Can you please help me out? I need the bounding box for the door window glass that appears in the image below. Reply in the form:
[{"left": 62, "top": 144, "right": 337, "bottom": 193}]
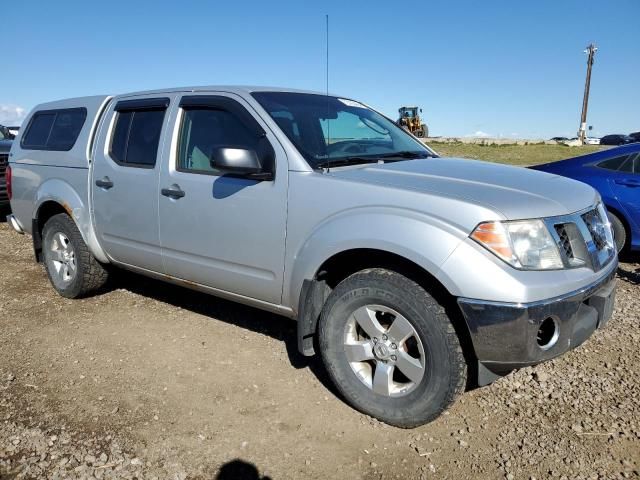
[
  {"left": 110, "top": 109, "right": 165, "bottom": 167},
  {"left": 177, "top": 108, "right": 261, "bottom": 174}
]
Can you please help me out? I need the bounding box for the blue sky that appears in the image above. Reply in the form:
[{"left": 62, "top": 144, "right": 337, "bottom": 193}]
[{"left": 1, "top": 0, "right": 638, "bottom": 138}]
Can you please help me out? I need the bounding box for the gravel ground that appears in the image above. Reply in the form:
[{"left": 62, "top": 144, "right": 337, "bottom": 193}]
[{"left": 0, "top": 222, "right": 639, "bottom": 479}]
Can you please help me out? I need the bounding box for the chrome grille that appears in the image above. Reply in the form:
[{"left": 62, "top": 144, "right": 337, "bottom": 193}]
[
  {"left": 546, "top": 204, "right": 615, "bottom": 272},
  {"left": 554, "top": 224, "right": 574, "bottom": 260}
]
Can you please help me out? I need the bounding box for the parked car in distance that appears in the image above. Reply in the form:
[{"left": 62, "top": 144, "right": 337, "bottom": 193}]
[
  {"left": 0, "top": 126, "right": 13, "bottom": 207},
  {"left": 600, "top": 134, "right": 633, "bottom": 146},
  {"left": 629, "top": 131, "right": 640, "bottom": 143},
  {"left": 531, "top": 143, "right": 640, "bottom": 253},
  {"left": 7, "top": 86, "right": 618, "bottom": 427},
  {"left": 585, "top": 137, "right": 600, "bottom": 145}
]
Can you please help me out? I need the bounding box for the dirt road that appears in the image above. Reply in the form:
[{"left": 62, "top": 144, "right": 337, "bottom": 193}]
[{"left": 0, "top": 222, "right": 638, "bottom": 479}]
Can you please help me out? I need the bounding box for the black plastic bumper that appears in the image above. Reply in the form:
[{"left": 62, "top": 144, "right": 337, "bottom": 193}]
[{"left": 458, "top": 261, "right": 617, "bottom": 383}]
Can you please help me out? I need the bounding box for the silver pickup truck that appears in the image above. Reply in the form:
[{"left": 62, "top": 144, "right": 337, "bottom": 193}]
[{"left": 7, "top": 87, "right": 617, "bottom": 427}]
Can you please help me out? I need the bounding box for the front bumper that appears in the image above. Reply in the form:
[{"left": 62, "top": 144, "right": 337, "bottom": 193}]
[{"left": 458, "top": 259, "right": 617, "bottom": 382}]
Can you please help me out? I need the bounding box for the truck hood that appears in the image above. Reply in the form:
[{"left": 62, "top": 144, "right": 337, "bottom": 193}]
[{"left": 327, "top": 157, "right": 599, "bottom": 220}]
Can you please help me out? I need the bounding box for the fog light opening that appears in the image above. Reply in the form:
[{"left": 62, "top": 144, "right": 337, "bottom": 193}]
[{"left": 537, "top": 317, "right": 559, "bottom": 350}]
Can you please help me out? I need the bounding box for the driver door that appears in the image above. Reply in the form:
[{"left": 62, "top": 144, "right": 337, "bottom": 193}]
[{"left": 158, "top": 93, "right": 289, "bottom": 304}]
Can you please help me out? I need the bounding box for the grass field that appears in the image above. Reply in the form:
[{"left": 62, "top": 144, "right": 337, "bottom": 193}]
[{"left": 429, "top": 142, "right": 605, "bottom": 166}]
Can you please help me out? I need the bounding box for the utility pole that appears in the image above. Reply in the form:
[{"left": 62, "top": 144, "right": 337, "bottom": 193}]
[{"left": 578, "top": 43, "right": 597, "bottom": 144}]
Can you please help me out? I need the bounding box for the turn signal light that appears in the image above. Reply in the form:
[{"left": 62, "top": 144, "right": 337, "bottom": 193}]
[{"left": 470, "top": 222, "right": 514, "bottom": 263}]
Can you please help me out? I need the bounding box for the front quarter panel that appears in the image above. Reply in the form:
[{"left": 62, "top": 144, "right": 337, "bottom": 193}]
[{"left": 283, "top": 171, "right": 501, "bottom": 310}]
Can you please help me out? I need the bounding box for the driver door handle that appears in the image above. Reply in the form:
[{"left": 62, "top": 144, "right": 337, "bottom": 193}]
[
  {"left": 95, "top": 177, "right": 114, "bottom": 189},
  {"left": 615, "top": 179, "right": 640, "bottom": 187},
  {"left": 161, "top": 184, "right": 186, "bottom": 199}
]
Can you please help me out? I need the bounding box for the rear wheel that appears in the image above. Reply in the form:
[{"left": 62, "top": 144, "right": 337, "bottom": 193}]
[
  {"left": 42, "top": 214, "right": 109, "bottom": 298},
  {"left": 607, "top": 211, "right": 627, "bottom": 253},
  {"left": 318, "top": 268, "right": 467, "bottom": 428}
]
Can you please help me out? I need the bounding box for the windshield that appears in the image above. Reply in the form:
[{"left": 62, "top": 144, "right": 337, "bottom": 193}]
[{"left": 252, "top": 92, "right": 436, "bottom": 169}]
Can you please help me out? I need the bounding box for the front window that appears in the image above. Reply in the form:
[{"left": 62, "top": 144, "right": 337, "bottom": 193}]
[
  {"left": 252, "top": 92, "right": 435, "bottom": 169},
  {"left": 177, "top": 107, "right": 262, "bottom": 174}
]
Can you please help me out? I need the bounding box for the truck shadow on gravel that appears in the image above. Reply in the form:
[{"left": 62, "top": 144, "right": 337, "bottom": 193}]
[
  {"left": 215, "top": 459, "right": 271, "bottom": 480},
  {"left": 617, "top": 266, "right": 639, "bottom": 285},
  {"left": 110, "top": 269, "right": 340, "bottom": 396}
]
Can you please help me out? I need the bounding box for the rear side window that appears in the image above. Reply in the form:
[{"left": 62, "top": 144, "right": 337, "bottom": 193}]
[
  {"left": 21, "top": 108, "right": 87, "bottom": 151},
  {"left": 110, "top": 98, "right": 169, "bottom": 168},
  {"left": 597, "top": 155, "right": 630, "bottom": 171},
  {"left": 618, "top": 156, "right": 635, "bottom": 173}
]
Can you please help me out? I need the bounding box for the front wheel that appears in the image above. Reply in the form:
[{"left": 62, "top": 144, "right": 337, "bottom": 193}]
[{"left": 318, "top": 268, "right": 467, "bottom": 428}]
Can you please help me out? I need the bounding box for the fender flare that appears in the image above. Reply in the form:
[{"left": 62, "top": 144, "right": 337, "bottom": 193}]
[
  {"left": 288, "top": 209, "right": 466, "bottom": 354},
  {"left": 33, "top": 178, "right": 109, "bottom": 263}
]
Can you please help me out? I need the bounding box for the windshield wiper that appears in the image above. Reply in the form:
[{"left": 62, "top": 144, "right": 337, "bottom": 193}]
[
  {"left": 315, "top": 157, "right": 382, "bottom": 169},
  {"left": 315, "top": 151, "right": 434, "bottom": 169},
  {"left": 376, "top": 151, "right": 434, "bottom": 160}
]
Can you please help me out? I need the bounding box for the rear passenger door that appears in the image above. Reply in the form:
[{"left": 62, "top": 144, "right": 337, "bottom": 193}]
[
  {"left": 92, "top": 96, "right": 174, "bottom": 272},
  {"left": 607, "top": 154, "right": 640, "bottom": 229},
  {"left": 157, "top": 93, "right": 288, "bottom": 304}
]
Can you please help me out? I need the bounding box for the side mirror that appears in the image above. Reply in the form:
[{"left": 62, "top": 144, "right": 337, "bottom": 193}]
[{"left": 210, "top": 147, "right": 263, "bottom": 175}]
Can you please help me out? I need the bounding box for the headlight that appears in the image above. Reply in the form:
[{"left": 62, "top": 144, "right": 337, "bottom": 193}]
[
  {"left": 471, "top": 219, "right": 563, "bottom": 270},
  {"left": 596, "top": 203, "right": 616, "bottom": 251}
]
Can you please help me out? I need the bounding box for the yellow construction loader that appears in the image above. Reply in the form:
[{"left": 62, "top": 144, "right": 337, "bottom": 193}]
[{"left": 397, "top": 106, "right": 428, "bottom": 138}]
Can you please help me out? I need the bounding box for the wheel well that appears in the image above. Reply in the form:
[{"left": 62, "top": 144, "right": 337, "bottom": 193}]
[
  {"left": 33, "top": 201, "right": 69, "bottom": 262},
  {"left": 299, "top": 249, "right": 477, "bottom": 383},
  {"left": 604, "top": 204, "right": 630, "bottom": 244}
]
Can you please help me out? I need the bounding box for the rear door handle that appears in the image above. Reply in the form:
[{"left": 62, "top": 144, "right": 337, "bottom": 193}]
[
  {"left": 161, "top": 184, "right": 186, "bottom": 199},
  {"left": 95, "top": 177, "right": 114, "bottom": 189},
  {"left": 614, "top": 179, "right": 640, "bottom": 187}
]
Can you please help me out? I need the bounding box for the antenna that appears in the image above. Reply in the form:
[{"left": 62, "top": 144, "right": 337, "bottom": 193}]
[
  {"left": 325, "top": 13, "right": 330, "bottom": 163},
  {"left": 326, "top": 14, "right": 329, "bottom": 97}
]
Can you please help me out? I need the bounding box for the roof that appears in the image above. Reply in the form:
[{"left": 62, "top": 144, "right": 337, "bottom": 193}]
[
  {"left": 117, "top": 85, "right": 330, "bottom": 99},
  {"left": 29, "top": 86, "right": 342, "bottom": 110}
]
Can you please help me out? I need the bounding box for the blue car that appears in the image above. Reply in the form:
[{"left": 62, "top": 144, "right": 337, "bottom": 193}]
[{"left": 531, "top": 143, "right": 640, "bottom": 253}]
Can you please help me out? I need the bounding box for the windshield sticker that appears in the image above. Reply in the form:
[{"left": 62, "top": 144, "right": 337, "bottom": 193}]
[{"left": 337, "top": 98, "right": 367, "bottom": 109}]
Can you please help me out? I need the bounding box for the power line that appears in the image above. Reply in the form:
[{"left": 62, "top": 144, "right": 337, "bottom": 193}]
[{"left": 577, "top": 43, "right": 597, "bottom": 144}]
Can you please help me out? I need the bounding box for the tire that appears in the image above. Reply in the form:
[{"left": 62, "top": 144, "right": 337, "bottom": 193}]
[
  {"left": 42, "top": 213, "right": 108, "bottom": 298},
  {"left": 421, "top": 124, "right": 429, "bottom": 138},
  {"left": 318, "top": 268, "right": 467, "bottom": 428},
  {"left": 607, "top": 211, "right": 627, "bottom": 253}
]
